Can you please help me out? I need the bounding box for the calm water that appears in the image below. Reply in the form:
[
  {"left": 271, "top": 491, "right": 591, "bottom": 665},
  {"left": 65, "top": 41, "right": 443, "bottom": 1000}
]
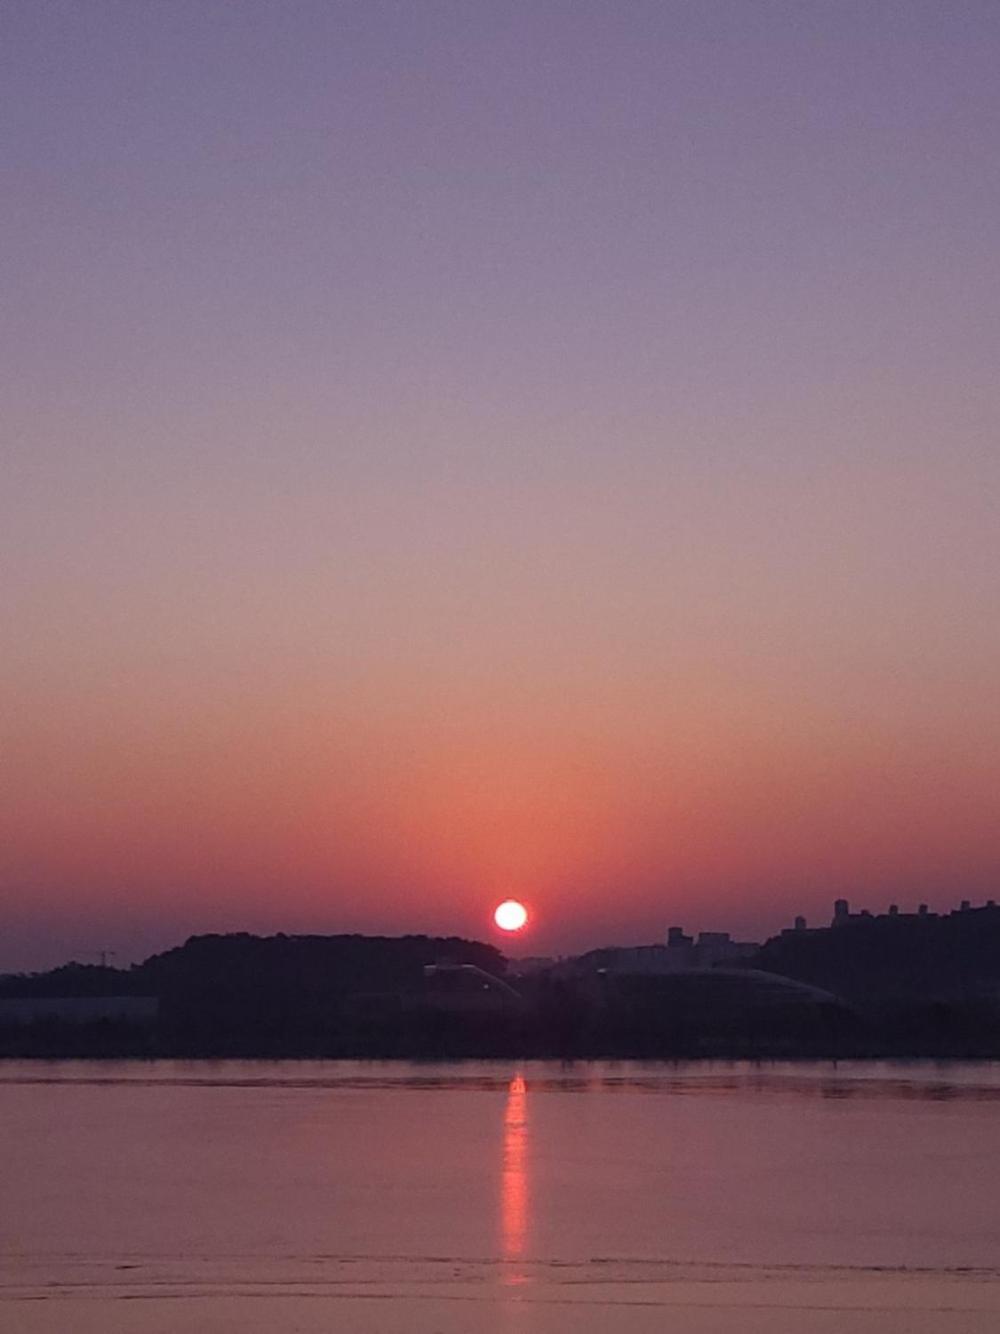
[{"left": 2, "top": 1060, "right": 1000, "bottom": 1332}]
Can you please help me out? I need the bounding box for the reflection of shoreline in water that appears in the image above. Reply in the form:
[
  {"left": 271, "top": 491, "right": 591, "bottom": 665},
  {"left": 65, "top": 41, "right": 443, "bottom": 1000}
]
[
  {"left": 502, "top": 1074, "right": 528, "bottom": 1267},
  {"left": 4, "top": 1063, "right": 1000, "bottom": 1102}
]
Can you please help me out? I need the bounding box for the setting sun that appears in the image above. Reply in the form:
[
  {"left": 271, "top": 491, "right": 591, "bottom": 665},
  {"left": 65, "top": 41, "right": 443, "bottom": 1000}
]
[{"left": 494, "top": 900, "right": 528, "bottom": 932}]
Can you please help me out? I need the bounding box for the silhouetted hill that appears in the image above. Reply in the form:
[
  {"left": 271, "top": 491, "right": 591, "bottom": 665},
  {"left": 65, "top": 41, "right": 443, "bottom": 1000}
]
[
  {"left": 136, "top": 930, "right": 504, "bottom": 995},
  {"left": 126, "top": 932, "right": 506, "bottom": 1053},
  {"left": 756, "top": 905, "right": 1000, "bottom": 1005}
]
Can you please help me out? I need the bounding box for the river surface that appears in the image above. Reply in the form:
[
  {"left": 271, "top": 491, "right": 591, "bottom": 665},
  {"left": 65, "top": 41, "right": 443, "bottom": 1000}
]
[{"left": 2, "top": 1060, "right": 1000, "bottom": 1332}]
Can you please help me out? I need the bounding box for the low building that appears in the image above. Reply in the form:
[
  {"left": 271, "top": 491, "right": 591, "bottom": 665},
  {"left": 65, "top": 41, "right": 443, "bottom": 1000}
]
[{"left": 560, "top": 928, "right": 758, "bottom": 979}]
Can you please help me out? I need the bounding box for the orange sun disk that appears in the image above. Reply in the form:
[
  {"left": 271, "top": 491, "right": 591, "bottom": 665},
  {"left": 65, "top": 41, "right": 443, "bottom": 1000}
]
[{"left": 494, "top": 900, "right": 528, "bottom": 932}]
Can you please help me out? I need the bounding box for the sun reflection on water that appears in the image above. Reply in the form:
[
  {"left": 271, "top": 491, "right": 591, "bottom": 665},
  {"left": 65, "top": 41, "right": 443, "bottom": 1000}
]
[{"left": 501, "top": 1072, "right": 528, "bottom": 1279}]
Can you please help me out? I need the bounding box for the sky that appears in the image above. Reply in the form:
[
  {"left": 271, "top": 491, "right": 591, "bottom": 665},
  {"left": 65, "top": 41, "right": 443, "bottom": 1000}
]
[{"left": 2, "top": 0, "right": 999, "bottom": 971}]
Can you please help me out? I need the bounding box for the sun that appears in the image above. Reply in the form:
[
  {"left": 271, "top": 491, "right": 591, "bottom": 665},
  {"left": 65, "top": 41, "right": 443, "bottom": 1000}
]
[{"left": 494, "top": 899, "right": 528, "bottom": 933}]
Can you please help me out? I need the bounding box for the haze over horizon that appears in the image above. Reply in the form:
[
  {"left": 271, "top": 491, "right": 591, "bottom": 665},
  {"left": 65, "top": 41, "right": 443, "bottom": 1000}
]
[{"left": 3, "top": 1, "right": 999, "bottom": 973}]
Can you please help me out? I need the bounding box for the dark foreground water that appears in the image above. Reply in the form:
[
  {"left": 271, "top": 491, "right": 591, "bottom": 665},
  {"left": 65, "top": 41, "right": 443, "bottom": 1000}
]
[{"left": 2, "top": 1060, "right": 999, "bottom": 1332}]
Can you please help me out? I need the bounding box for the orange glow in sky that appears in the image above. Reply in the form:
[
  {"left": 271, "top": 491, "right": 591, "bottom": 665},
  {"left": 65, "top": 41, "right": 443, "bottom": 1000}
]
[{"left": 4, "top": 3, "right": 1000, "bottom": 973}]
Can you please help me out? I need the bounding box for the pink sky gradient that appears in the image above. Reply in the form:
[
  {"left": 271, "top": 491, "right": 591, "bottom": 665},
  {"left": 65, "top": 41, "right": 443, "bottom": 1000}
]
[{"left": 3, "top": 1, "right": 999, "bottom": 969}]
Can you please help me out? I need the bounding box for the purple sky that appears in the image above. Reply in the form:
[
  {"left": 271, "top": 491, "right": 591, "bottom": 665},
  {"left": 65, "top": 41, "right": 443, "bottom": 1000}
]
[{"left": 3, "top": 1, "right": 999, "bottom": 970}]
